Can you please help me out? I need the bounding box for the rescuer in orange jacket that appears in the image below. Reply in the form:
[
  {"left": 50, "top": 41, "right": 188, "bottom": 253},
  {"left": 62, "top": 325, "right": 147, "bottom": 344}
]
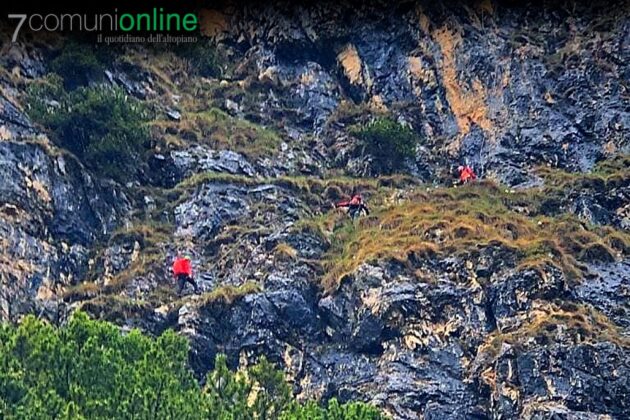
[
  {"left": 172, "top": 255, "right": 199, "bottom": 295},
  {"left": 457, "top": 165, "right": 477, "bottom": 184},
  {"left": 336, "top": 193, "right": 370, "bottom": 220}
]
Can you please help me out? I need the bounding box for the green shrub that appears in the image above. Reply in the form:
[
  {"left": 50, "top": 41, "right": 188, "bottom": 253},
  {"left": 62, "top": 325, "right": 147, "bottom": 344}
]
[
  {"left": 50, "top": 42, "right": 109, "bottom": 89},
  {"left": 177, "top": 39, "right": 221, "bottom": 78},
  {"left": 352, "top": 118, "right": 419, "bottom": 175},
  {"left": 205, "top": 354, "right": 385, "bottom": 419},
  {"left": 204, "top": 354, "right": 292, "bottom": 419},
  {"left": 0, "top": 313, "right": 386, "bottom": 419},
  {"left": 281, "top": 399, "right": 386, "bottom": 419},
  {"left": 27, "top": 79, "right": 150, "bottom": 182},
  {"left": 0, "top": 312, "right": 201, "bottom": 419}
]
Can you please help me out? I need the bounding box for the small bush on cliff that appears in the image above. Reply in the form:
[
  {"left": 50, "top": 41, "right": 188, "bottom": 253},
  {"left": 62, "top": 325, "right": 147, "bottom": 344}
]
[
  {"left": 50, "top": 41, "right": 110, "bottom": 89},
  {"left": 352, "top": 118, "right": 419, "bottom": 175},
  {"left": 27, "top": 79, "right": 149, "bottom": 182},
  {"left": 176, "top": 39, "right": 221, "bottom": 78},
  {"left": 205, "top": 354, "right": 384, "bottom": 419},
  {"left": 0, "top": 312, "right": 385, "bottom": 419}
]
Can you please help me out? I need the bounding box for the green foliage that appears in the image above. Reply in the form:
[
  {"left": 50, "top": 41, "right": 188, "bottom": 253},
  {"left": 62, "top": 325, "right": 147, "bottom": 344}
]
[
  {"left": 204, "top": 354, "right": 253, "bottom": 419},
  {"left": 281, "top": 399, "right": 386, "bottom": 419},
  {"left": 27, "top": 79, "right": 150, "bottom": 182},
  {"left": 0, "top": 312, "right": 200, "bottom": 419},
  {"left": 248, "top": 356, "right": 292, "bottom": 419},
  {"left": 352, "top": 118, "right": 419, "bottom": 175},
  {"left": 204, "top": 354, "right": 384, "bottom": 420},
  {"left": 50, "top": 42, "right": 109, "bottom": 89},
  {"left": 0, "top": 314, "right": 386, "bottom": 419},
  {"left": 190, "top": 108, "right": 282, "bottom": 158},
  {"left": 177, "top": 39, "right": 221, "bottom": 78},
  {"left": 203, "top": 354, "right": 291, "bottom": 419}
]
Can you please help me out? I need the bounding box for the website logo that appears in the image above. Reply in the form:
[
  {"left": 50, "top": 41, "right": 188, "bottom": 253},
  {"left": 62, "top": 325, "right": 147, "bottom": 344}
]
[{"left": 8, "top": 8, "right": 198, "bottom": 42}]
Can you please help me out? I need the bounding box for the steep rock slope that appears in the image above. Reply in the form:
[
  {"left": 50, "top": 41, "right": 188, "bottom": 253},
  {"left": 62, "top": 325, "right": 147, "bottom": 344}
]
[
  {"left": 0, "top": 94, "right": 129, "bottom": 320},
  {"left": 198, "top": 0, "right": 629, "bottom": 181},
  {"left": 0, "top": 1, "right": 629, "bottom": 419}
]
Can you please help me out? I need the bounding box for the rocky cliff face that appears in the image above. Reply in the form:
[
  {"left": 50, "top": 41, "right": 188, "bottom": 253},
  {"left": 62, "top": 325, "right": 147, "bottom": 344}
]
[
  {"left": 197, "top": 0, "right": 629, "bottom": 182},
  {"left": 1, "top": 1, "right": 629, "bottom": 418},
  {"left": 0, "top": 95, "right": 130, "bottom": 319}
]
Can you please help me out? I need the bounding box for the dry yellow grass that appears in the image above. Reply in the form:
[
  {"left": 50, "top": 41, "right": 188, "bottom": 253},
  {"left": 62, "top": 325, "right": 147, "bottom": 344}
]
[
  {"left": 173, "top": 171, "right": 418, "bottom": 216},
  {"left": 536, "top": 155, "right": 629, "bottom": 189},
  {"left": 274, "top": 243, "right": 298, "bottom": 261},
  {"left": 197, "top": 282, "right": 261, "bottom": 306},
  {"left": 109, "top": 222, "right": 172, "bottom": 248},
  {"left": 80, "top": 295, "right": 151, "bottom": 322},
  {"left": 479, "top": 301, "right": 630, "bottom": 357},
  {"left": 321, "top": 181, "right": 629, "bottom": 291},
  {"left": 103, "top": 252, "right": 164, "bottom": 294},
  {"left": 62, "top": 281, "right": 100, "bottom": 301},
  {"left": 152, "top": 108, "right": 282, "bottom": 159}
]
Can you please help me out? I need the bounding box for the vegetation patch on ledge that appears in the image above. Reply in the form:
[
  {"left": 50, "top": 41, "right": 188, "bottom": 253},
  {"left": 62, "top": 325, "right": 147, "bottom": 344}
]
[
  {"left": 479, "top": 301, "right": 630, "bottom": 359},
  {"left": 536, "top": 154, "right": 629, "bottom": 189},
  {"left": 79, "top": 294, "right": 152, "bottom": 323},
  {"left": 26, "top": 75, "right": 151, "bottom": 182},
  {"left": 173, "top": 171, "right": 419, "bottom": 200},
  {"left": 321, "top": 181, "right": 629, "bottom": 291},
  {"left": 152, "top": 107, "right": 282, "bottom": 159},
  {"left": 197, "top": 281, "right": 261, "bottom": 306},
  {"left": 168, "top": 281, "right": 262, "bottom": 310},
  {"left": 108, "top": 222, "right": 173, "bottom": 250},
  {"left": 527, "top": 154, "right": 628, "bottom": 208}
]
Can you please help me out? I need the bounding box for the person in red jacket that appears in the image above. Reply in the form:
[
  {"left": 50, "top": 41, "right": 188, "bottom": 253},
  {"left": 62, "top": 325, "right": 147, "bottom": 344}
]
[
  {"left": 172, "top": 255, "right": 199, "bottom": 295},
  {"left": 336, "top": 193, "right": 370, "bottom": 220},
  {"left": 457, "top": 165, "right": 477, "bottom": 184}
]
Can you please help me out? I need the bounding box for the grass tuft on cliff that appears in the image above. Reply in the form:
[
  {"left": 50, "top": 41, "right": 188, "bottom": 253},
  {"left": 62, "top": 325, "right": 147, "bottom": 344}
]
[
  {"left": 49, "top": 41, "right": 111, "bottom": 89},
  {"left": 152, "top": 107, "right": 282, "bottom": 159},
  {"left": 321, "top": 180, "right": 629, "bottom": 291},
  {"left": 479, "top": 301, "right": 630, "bottom": 358},
  {"left": 537, "top": 154, "right": 630, "bottom": 188},
  {"left": 197, "top": 281, "right": 261, "bottom": 306}
]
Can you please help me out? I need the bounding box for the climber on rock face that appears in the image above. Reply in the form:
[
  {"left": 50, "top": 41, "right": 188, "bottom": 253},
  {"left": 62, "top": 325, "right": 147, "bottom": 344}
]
[
  {"left": 172, "top": 255, "right": 199, "bottom": 295},
  {"left": 336, "top": 193, "right": 370, "bottom": 221},
  {"left": 457, "top": 165, "right": 477, "bottom": 184}
]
